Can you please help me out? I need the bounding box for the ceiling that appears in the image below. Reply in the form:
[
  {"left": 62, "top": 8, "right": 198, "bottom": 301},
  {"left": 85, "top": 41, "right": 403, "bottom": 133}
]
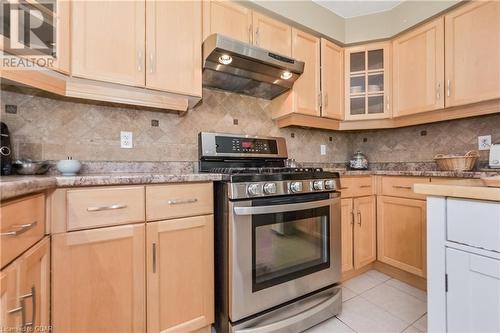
[{"left": 312, "top": 0, "right": 404, "bottom": 18}]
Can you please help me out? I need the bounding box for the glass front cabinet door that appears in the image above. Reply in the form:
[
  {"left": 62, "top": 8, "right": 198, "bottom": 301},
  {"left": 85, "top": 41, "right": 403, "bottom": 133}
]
[{"left": 344, "top": 43, "right": 392, "bottom": 120}]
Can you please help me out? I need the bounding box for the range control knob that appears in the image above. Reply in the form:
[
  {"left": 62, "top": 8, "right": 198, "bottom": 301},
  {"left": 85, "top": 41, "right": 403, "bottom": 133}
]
[
  {"left": 247, "top": 183, "right": 262, "bottom": 196},
  {"left": 289, "top": 181, "right": 303, "bottom": 193},
  {"left": 263, "top": 183, "right": 277, "bottom": 195},
  {"left": 312, "top": 180, "right": 324, "bottom": 190},
  {"left": 324, "top": 179, "right": 336, "bottom": 190}
]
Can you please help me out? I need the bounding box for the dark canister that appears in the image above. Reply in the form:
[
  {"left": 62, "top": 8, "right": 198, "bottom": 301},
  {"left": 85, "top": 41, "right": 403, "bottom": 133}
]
[{"left": 0, "top": 122, "right": 13, "bottom": 175}]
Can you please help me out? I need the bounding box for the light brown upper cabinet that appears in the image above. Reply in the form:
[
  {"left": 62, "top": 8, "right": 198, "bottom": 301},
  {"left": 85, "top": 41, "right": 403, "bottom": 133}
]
[
  {"left": 147, "top": 215, "right": 214, "bottom": 333},
  {"left": 292, "top": 29, "right": 321, "bottom": 116},
  {"left": 52, "top": 224, "right": 146, "bottom": 332},
  {"left": 444, "top": 1, "right": 500, "bottom": 107},
  {"left": 202, "top": 0, "right": 253, "bottom": 43},
  {"left": 321, "top": 39, "right": 344, "bottom": 120},
  {"left": 270, "top": 28, "right": 321, "bottom": 119},
  {"left": 72, "top": 1, "right": 145, "bottom": 87},
  {"left": 393, "top": 18, "right": 445, "bottom": 117},
  {"left": 146, "top": 1, "right": 202, "bottom": 97},
  {"left": 252, "top": 12, "right": 292, "bottom": 56},
  {"left": 345, "top": 42, "right": 392, "bottom": 120}
]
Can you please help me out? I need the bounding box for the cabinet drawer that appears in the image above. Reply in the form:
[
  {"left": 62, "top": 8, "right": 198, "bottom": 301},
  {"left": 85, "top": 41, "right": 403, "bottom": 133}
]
[
  {"left": 381, "top": 176, "right": 430, "bottom": 200},
  {"left": 447, "top": 198, "right": 500, "bottom": 252},
  {"left": 67, "top": 186, "right": 145, "bottom": 231},
  {"left": 339, "top": 176, "right": 374, "bottom": 198},
  {"left": 146, "top": 183, "right": 213, "bottom": 221},
  {"left": 1, "top": 194, "right": 45, "bottom": 268}
]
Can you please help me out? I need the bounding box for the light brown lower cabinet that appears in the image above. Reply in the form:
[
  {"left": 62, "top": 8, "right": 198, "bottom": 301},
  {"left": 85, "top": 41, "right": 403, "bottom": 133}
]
[
  {"left": 377, "top": 196, "right": 427, "bottom": 277},
  {"left": 52, "top": 224, "right": 146, "bottom": 332},
  {"left": 147, "top": 215, "right": 214, "bottom": 333},
  {"left": 0, "top": 237, "right": 50, "bottom": 331},
  {"left": 341, "top": 196, "right": 377, "bottom": 273}
]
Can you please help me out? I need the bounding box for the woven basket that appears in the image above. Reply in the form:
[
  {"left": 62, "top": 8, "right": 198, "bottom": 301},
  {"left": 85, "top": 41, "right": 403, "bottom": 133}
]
[{"left": 433, "top": 151, "right": 480, "bottom": 171}]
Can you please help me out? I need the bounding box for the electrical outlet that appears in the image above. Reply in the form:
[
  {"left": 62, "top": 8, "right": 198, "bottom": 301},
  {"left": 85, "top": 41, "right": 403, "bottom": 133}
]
[
  {"left": 320, "top": 144, "right": 326, "bottom": 155},
  {"left": 478, "top": 135, "right": 492, "bottom": 150},
  {"left": 120, "top": 131, "right": 133, "bottom": 149}
]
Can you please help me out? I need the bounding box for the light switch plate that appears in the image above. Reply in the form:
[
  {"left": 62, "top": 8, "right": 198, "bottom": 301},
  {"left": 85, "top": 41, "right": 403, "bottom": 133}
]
[
  {"left": 478, "top": 135, "right": 491, "bottom": 150},
  {"left": 120, "top": 131, "right": 133, "bottom": 149},
  {"left": 320, "top": 145, "right": 326, "bottom": 155}
]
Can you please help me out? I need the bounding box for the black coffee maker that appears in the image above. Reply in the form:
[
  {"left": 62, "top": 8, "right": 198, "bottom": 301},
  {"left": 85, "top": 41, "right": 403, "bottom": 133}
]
[{"left": 1, "top": 122, "right": 12, "bottom": 175}]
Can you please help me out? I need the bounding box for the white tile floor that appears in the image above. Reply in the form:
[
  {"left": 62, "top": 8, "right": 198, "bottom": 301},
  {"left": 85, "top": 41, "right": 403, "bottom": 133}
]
[{"left": 305, "top": 270, "right": 428, "bottom": 333}]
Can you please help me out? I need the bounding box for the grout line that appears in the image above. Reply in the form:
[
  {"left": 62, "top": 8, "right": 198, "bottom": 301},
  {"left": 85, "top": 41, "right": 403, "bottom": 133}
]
[
  {"left": 383, "top": 279, "right": 428, "bottom": 303},
  {"left": 336, "top": 315, "right": 359, "bottom": 333}
]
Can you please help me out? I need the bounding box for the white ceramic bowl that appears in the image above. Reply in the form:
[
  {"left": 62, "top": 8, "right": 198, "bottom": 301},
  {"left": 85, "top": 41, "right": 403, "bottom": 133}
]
[{"left": 57, "top": 160, "right": 82, "bottom": 176}]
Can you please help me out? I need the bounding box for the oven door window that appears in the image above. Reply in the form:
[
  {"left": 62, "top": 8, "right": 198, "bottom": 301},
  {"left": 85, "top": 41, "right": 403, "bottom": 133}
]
[{"left": 252, "top": 206, "right": 330, "bottom": 292}]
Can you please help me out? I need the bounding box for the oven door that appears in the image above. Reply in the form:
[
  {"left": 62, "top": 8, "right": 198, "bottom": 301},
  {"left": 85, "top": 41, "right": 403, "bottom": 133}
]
[{"left": 229, "top": 192, "right": 341, "bottom": 322}]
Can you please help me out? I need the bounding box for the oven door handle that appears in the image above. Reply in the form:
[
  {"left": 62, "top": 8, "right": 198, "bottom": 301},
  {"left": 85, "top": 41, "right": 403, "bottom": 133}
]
[{"left": 233, "top": 198, "right": 335, "bottom": 216}]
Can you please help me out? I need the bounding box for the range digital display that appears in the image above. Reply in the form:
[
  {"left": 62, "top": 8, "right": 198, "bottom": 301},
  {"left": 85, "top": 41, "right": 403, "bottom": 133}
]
[{"left": 215, "top": 136, "right": 278, "bottom": 154}]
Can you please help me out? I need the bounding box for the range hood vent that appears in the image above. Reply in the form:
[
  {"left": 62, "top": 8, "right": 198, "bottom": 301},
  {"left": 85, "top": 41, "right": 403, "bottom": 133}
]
[{"left": 202, "top": 34, "right": 305, "bottom": 100}]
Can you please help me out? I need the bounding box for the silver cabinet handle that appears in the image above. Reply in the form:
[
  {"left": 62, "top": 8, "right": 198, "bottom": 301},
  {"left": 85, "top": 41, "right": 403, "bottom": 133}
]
[
  {"left": 317, "top": 92, "right": 322, "bottom": 109},
  {"left": 386, "top": 95, "right": 390, "bottom": 111},
  {"left": 255, "top": 27, "right": 259, "bottom": 46},
  {"left": 8, "top": 299, "right": 26, "bottom": 327},
  {"left": 359, "top": 185, "right": 371, "bottom": 188},
  {"left": 350, "top": 210, "right": 355, "bottom": 225},
  {"left": 436, "top": 82, "right": 441, "bottom": 100},
  {"left": 324, "top": 92, "right": 329, "bottom": 108},
  {"left": 167, "top": 198, "right": 198, "bottom": 205},
  {"left": 447, "top": 79, "right": 451, "bottom": 97},
  {"left": 392, "top": 185, "right": 412, "bottom": 189},
  {"left": 87, "top": 204, "right": 127, "bottom": 212},
  {"left": 20, "top": 286, "right": 35, "bottom": 328},
  {"left": 137, "top": 50, "right": 143, "bottom": 72},
  {"left": 1, "top": 221, "right": 38, "bottom": 237},
  {"left": 152, "top": 243, "right": 157, "bottom": 274},
  {"left": 357, "top": 210, "right": 362, "bottom": 226},
  {"left": 248, "top": 24, "right": 252, "bottom": 44}
]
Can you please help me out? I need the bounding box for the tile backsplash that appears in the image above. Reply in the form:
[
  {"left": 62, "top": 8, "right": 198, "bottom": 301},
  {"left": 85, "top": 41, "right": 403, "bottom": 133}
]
[
  {"left": 1, "top": 85, "right": 499, "bottom": 165},
  {"left": 0, "top": 86, "right": 349, "bottom": 163}
]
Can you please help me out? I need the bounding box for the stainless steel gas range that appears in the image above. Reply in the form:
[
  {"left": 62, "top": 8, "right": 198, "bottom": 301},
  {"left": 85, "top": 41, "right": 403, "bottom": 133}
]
[{"left": 199, "top": 132, "right": 343, "bottom": 333}]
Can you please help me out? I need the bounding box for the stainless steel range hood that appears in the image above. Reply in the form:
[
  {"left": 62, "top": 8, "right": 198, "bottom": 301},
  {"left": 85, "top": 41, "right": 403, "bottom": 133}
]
[{"left": 202, "top": 34, "right": 305, "bottom": 100}]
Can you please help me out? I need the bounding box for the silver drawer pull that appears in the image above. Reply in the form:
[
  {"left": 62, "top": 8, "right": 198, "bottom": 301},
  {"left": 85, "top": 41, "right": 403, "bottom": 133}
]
[
  {"left": 1, "top": 221, "right": 38, "bottom": 237},
  {"left": 87, "top": 204, "right": 127, "bottom": 212},
  {"left": 167, "top": 198, "right": 198, "bottom": 205},
  {"left": 7, "top": 306, "right": 23, "bottom": 314},
  {"left": 392, "top": 185, "right": 412, "bottom": 189},
  {"left": 359, "top": 185, "right": 372, "bottom": 188}
]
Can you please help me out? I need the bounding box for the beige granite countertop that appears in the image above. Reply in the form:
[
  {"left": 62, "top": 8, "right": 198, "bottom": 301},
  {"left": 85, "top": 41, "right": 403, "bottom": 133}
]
[
  {"left": 0, "top": 173, "right": 225, "bottom": 201},
  {"left": 2, "top": 169, "right": 499, "bottom": 202},
  {"left": 414, "top": 182, "right": 500, "bottom": 201}
]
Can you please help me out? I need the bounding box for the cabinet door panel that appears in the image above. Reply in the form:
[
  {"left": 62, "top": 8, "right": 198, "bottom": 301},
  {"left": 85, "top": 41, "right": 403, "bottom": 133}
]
[
  {"left": 353, "top": 196, "right": 376, "bottom": 269},
  {"left": 72, "top": 0, "right": 145, "bottom": 86},
  {"left": 0, "top": 263, "right": 20, "bottom": 330},
  {"left": 393, "top": 17, "right": 444, "bottom": 117},
  {"left": 291, "top": 28, "right": 321, "bottom": 116},
  {"left": 446, "top": 248, "right": 500, "bottom": 333},
  {"left": 445, "top": 1, "right": 500, "bottom": 106},
  {"left": 321, "top": 39, "right": 344, "bottom": 120},
  {"left": 146, "top": 0, "right": 202, "bottom": 96},
  {"left": 202, "top": 0, "right": 252, "bottom": 43},
  {"left": 52, "top": 224, "right": 146, "bottom": 332},
  {"left": 377, "top": 196, "right": 426, "bottom": 277},
  {"left": 18, "top": 237, "right": 50, "bottom": 329},
  {"left": 147, "top": 215, "right": 214, "bottom": 333},
  {"left": 341, "top": 199, "right": 354, "bottom": 273},
  {"left": 253, "top": 12, "right": 291, "bottom": 56}
]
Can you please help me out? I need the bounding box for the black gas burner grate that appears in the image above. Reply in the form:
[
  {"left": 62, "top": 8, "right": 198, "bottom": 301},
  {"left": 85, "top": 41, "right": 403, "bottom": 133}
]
[{"left": 209, "top": 167, "right": 324, "bottom": 174}]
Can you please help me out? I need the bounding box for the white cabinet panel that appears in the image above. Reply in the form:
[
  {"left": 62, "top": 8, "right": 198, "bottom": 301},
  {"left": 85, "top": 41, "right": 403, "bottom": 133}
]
[
  {"left": 447, "top": 198, "right": 500, "bottom": 252},
  {"left": 446, "top": 248, "right": 500, "bottom": 333}
]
